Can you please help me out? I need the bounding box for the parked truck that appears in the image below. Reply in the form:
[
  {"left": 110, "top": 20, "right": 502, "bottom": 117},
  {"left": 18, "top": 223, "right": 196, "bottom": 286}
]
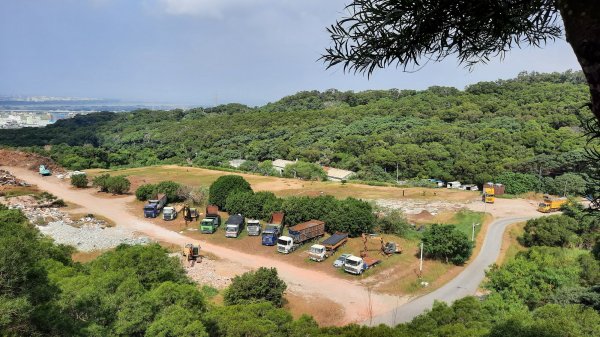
[
  {"left": 261, "top": 212, "right": 285, "bottom": 246},
  {"left": 247, "top": 219, "right": 262, "bottom": 236},
  {"left": 163, "top": 206, "right": 178, "bottom": 220},
  {"left": 39, "top": 165, "right": 51, "bottom": 176},
  {"left": 200, "top": 205, "right": 221, "bottom": 234},
  {"left": 277, "top": 220, "right": 325, "bottom": 254},
  {"left": 225, "top": 214, "right": 245, "bottom": 238},
  {"left": 483, "top": 186, "right": 495, "bottom": 204},
  {"left": 144, "top": 194, "right": 167, "bottom": 218},
  {"left": 343, "top": 255, "right": 381, "bottom": 275},
  {"left": 309, "top": 232, "right": 348, "bottom": 262},
  {"left": 538, "top": 195, "right": 568, "bottom": 213}
]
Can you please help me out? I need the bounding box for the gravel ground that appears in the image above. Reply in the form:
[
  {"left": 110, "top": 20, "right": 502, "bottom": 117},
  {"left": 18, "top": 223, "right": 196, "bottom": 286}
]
[
  {"left": 173, "top": 254, "right": 234, "bottom": 289},
  {"left": 376, "top": 198, "right": 468, "bottom": 215}
]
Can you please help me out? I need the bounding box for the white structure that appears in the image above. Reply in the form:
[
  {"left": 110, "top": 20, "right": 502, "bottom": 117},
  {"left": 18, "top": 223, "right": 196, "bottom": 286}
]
[
  {"left": 229, "top": 159, "right": 246, "bottom": 169},
  {"left": 323, "top": 167, "right": 355, "bottom": 182},
  {"left": 272, "top": 159, "right": 296, "bottom": 175},
  {"left": 447, "top": 181, "right": 461, "bottom": 189}
]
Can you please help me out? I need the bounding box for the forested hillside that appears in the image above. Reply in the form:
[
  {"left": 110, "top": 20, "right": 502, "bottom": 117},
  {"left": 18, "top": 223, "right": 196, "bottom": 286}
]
[{"left": 0, "top": 71, "right": 593, "bottom": 186}]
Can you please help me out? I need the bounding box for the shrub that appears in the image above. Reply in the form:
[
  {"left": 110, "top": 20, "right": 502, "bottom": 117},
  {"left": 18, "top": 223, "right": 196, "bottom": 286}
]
[
  {"left": 155, "top": 181, "right": 183, "bottom": 202},
  {"left": 106, "top": 176, "right": 131, "bottom": 195},
  {"left": 70, "top": 174, "right": 88, "bottom": 188},
  {"left": 225, "top": 190, "right": 254, "bottom": 216},
  {"left": 136, "top": 184, "right": 156, "bottom": 201},
  {"left": 521, "top": 215, "right": 580, "bottom": 248},
  {"left": 422, "top": 224, "right": 473, "bottom": 265},
  {"left": 283, "top": 161, "right": 326, "bottom": 181},
  {"left": 92, "top": 173, "right": 111, "bottom": 192},
  {"left": 223, "top": 267, "right": 287, "bottom": 307},
  {"left": 208, "top": 175, "right": 253, "bottom": 209},
  {"left": 496, "top": 172, "right": 538, "bottom": 194},
  {"left": 377, "top": 209, "right": 411, "bottom": 236}
]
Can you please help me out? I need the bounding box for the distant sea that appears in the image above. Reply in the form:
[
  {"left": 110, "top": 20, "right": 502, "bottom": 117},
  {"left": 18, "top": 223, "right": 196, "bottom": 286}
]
[{"left": 0, "top": 99, "right": 193, "bottom": 114}]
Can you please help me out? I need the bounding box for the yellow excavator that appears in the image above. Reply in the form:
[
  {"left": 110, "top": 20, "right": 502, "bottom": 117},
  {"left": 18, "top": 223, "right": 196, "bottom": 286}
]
[
  {"left": 483, "top": 187, "right": 495, "bottom": 204},
  {"left": 361, "top": 233, "right": 401, "bottom": 257}
]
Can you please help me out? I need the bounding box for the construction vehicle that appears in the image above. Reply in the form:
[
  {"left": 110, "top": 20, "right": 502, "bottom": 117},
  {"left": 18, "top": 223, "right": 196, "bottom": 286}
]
[
  {"left": 483, "top": 186, "right": 495, "bottom": 204},
  {"left": 183, "top": 206, "right": 199, "bottom": 222},
  {"left": 277, "top": 220, "right": 325, "bottom": 254},
  {"left": 144, "top": 194, "right": 167, "bottom": 218},
  {"left": 182, "top": 243, "right": 201, "bottom": 267},
  {"left": 39, "top": 165, "right": 51, "bottom": 176},
  {"left": 261, "top": 212, "right": 285, "bottom": 246},
  {"left": 343, "top": 255, "right": 381, "bottom": 275},
  {"left": 247, "top": 219, "right": 262, "bottom": 236},
  {"left": 200, "top": 205, "right": 221, "bottom": 234},
  {"left": 483, "top": 182, "right": 505, "bottom": 195},
  {"left": 162, "top": 206, "right": 177, "bottom": 220},
  {"left": 225, "top": 214, "right": 245, "bottom": 238},
  {"left": 538, "top": 195, "right": 568, "bottom": 213},
  {"left": 309, "top": 233, "right": 348, "bottom": 262},
  {"left": 361, "top": 233, "right": 401, "bottom": 257}
]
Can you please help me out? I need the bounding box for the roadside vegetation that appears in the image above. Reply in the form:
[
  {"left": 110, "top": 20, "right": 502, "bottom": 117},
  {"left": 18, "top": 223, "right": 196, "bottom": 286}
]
[{"left": 0, "top": 71, "right": 592, "bottom": 195}]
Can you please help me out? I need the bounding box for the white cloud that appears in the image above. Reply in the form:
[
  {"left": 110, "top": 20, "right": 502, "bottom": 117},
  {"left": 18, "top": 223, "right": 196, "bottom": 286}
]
[{"left": 158, "top": 0, "right": 264, "bottom": 18}]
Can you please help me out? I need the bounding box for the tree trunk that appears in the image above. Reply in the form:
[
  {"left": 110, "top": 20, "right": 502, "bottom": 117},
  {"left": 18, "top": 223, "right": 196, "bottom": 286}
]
[{"left": 558, "top": 0, "right": 600, "bottom": 123}]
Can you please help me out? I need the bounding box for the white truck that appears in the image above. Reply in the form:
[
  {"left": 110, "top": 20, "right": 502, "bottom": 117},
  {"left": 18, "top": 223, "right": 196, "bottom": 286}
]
[
  {"left": 162, "top": 206, "right": 177, "bottom": 220},
  {"left": 343, "top": 255, "right": 381, "bottom": 275},
  {"left": 247, "top": 219, "right": 261, "bottom": 236}
]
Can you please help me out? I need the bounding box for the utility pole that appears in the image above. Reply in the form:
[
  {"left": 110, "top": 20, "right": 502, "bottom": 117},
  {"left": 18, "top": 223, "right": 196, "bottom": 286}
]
[
  {"left": 471, "top": 223, "right": 479, "bottom": 242},
  {"left": 419, "top": 242, "right": 424, "bottom": 278},
  {"left": 396, "top": 163, "right": 399, "bottom": 184}
]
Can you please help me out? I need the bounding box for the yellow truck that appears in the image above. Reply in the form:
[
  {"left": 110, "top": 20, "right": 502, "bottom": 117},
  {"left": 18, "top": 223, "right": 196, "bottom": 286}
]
[
  {"left": 483, "top": 187, "right": 495, "bottom": 203},
  {"left": 537, "top": 195, "right": 568, "bottom": 213}
]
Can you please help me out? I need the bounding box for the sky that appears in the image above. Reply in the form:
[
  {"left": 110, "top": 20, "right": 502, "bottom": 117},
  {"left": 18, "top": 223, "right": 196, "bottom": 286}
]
[{"left": 0, "top": 0, "right": 582, "bottom": 106}]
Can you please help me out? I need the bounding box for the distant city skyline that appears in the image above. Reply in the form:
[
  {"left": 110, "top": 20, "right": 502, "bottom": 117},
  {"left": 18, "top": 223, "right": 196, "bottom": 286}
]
[{"left": 0, "top": 0, "right": 581, "bottom": 106}]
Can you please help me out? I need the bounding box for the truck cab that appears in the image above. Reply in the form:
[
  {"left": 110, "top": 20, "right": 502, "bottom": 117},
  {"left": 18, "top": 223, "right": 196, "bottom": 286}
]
[
  {"left": 144, "top": 203, "right": 160, "bottom": 218},
  {"left": 277, "top": 236, "right": 295, "bottom": 254},
  {"left": 309, "top": 244, "right": 327, "bottom": 262},
  {"left": 200, "top": 216, "right": 220, "bottom": 234},
  {"left": 261, "top": 224, "right": 281, "bottom": 246},
  {"left": 225, "top": 214, "right": 245, "bottom": 238},
  {"left": 343, "top": 255, "right": 366, "bottom": 275},
  {"left": 162, "top": 206, "right": 177, "bottom": 220},
  {"left": 39, "top": 165, "right": 51, "bottom": 176},
  {"left": 247, "top": 220, "right": 261, "bottom": 236}
]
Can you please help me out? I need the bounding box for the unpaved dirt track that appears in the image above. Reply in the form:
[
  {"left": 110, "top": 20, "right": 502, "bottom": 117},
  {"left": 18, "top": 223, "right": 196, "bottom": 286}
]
[
  {"left": 3, "top": 166, "right": 400, "bottom": 324},
  {"left": 4, "top": 166, "right": 539, "bottom": 326}
]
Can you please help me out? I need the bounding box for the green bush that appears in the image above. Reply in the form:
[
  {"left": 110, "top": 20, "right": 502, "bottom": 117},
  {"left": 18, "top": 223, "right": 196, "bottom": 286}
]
[
  {"left": 208, "top": 175, "right": 253, "bottom": 210},
  {"left": 283, "top": 161, "right": 326, "bottom": 181},
  {"left": 106, "top": 176, "right": 131, "bottom": 195},
  {"left": 521, "top": 215, "right": 580, "bottom": 248},
  {"left": 70, "top": 174, "right": 88, "bottom": 188},
  {"left": 92, "top": 173, "right": 111, "bottom": 192},
  {"left": 496, "top": 172, "right": 539, "bottom": 194},
  {"left": 422, "top": 224, "right": 473, "bottom": 265},
  {"left": 377, "top": 209, "right": 411, "bottom": 236},
  {"left": 155, "top": 181, "right": 183, "bottom": 202},
  {"left": 223, "top": 267, "right": 287, "bottom": 307},
  {"left": 135, "top": 184, "right": 156, "bottom": 201}
]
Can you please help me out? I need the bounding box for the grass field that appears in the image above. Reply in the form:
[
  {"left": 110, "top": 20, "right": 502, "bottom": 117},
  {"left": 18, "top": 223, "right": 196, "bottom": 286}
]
[{"left": 87, "top": 165, "right": 478, "bottom": 202}]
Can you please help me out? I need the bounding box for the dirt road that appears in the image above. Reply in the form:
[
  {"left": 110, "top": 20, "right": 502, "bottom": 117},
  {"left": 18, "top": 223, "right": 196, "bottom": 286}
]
[{"left": 3, "top": 166, "right": 401, "bottom": 325}]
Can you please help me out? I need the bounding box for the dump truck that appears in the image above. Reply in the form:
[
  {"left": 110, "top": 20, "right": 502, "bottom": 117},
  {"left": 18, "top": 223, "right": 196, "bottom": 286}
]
[
  {"left": 144, "top": 194, "right": 167, "bottom": 218},
  {"left": 225, "top": 214, "right": 245, "bottom": 238},
  {"left": 261, "top": 212, "right": 285, "bottom": 246},
  {"left": 538, "top": 195, "right": 568, "bottom": 213},
  {"left": 200, "top": 205, "right": 221, "bottom": 234},
  {"left": 343, "top": 255, "right": 381, "bottom": 275},
  {"left": 483, "top": 186, "right": 495, "bottom": 204},
  {"left": 309, "top": 233, "right": 348, "bottom": 262},
  {"left": 39, "top": 165, "right": 51, "bottom": 176},
  {"left": 247, "top": 219, "right": 262, "bottom": 236},
  {"left": 163, "top": 206, "right": 177, "bottom": 220},
  {"left": 277, "top": 220, "right": 325, "bottom": 254}
]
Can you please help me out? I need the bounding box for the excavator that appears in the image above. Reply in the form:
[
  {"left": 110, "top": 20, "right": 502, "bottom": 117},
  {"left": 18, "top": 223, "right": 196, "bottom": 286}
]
[
  {"left": 182, "top": 243, "right": 202, "bottom": 267},
  {"left": 182, "top": 205, "right": 199, "bottom": 224},
  {"left": 361, "top": 233, "right": 401, "bottom": 257}
]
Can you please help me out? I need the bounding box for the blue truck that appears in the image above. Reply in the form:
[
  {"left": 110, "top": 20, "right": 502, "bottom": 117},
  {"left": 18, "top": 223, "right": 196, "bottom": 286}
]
[
  {"left": 261, "top": 212, "right": 284, "bottom": 246},
  {"left": 144, "top": 194, "right": 167, "bottom": 218}
]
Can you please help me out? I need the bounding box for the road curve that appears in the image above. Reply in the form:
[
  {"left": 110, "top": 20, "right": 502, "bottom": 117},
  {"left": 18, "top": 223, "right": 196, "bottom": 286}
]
[{"left": 368, "top": 216, "right": 533, "bottom": 326}]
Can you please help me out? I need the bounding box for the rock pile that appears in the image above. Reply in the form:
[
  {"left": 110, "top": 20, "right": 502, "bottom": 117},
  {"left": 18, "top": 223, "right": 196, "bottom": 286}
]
[
  {"left": 0, "top": 169, "right": 28, "bottom": 186},
  {"left": 182, "top": 256, "right": 233, "bottom": 289}
]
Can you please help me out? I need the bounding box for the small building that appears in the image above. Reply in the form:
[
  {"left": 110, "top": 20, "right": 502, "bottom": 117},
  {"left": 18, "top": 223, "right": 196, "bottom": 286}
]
[
  {"left": 484, "top": 182, "right": 505, "bottom": 195},
  {"left": 272, "top": 159, "right": 296, "bottom": 175},
  {"left": 459, "top": 184, "right": 479, "bottom": 191},
  {"left": 323, "top": 167, "right": 355, "bottom": 182},
  {"left": 229, "top": 159, "right": 246, "bottom": 169},
  {"left": 447, "top": 181, "right": 461, "bottom": 189}
]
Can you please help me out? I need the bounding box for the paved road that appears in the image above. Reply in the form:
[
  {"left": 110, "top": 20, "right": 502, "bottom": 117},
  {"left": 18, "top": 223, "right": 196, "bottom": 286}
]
[{"left": 368, "top": 216, "right": 533, "bottom": 326}]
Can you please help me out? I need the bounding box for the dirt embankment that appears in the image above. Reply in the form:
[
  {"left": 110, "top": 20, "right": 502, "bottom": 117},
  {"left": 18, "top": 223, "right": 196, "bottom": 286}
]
[{"left": 0, "top": 149, "right": 64, "bottom": 174}]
